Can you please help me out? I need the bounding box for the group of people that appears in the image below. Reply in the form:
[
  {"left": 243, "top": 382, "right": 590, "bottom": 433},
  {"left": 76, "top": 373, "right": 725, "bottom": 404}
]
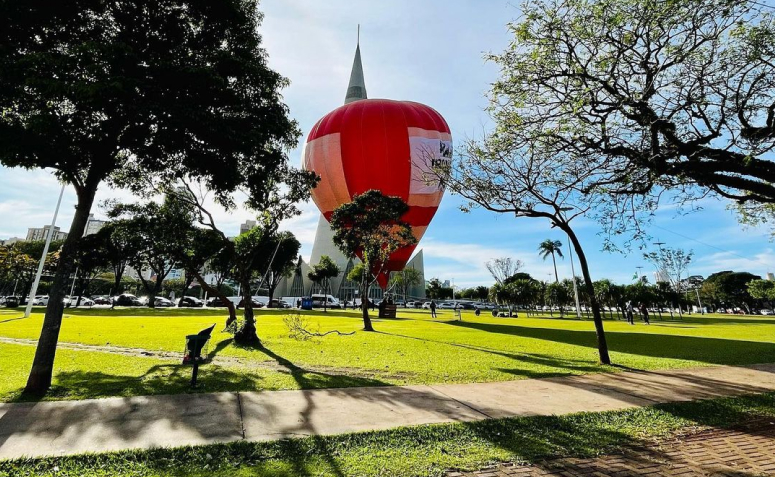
[{"left": 625, "top": 300, "right": 650, "bottom": 325}]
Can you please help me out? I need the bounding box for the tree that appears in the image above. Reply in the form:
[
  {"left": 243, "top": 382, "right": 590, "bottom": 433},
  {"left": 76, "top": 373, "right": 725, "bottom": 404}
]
[
  {"left": 2, "top": 0, "right": 307, "bottom": 394},
  {"left": 439, "top": 138, "right": 613, "bottom": 363},
  {"left": 330, "top": 190, "right": 417, "bottom": 331},
  {"left": 171, "top": 226, "right": 237, "bottom": 323},
  {"left": 426, "top": 278, "right": 444, "bottom": 300},
  {"left": 489, "top": 0, "right": 775, "bottom": 235},
  {"left": 264, "top": 232, "right": 301, "bottom": 307},
  {"left": 485, "top": 258, "right": 523, "bottom": 285},
  {"left": 702, "top": 271, "right": 761, "bottom": 312},
  {"left": 231, "top": 224, "right": 279, "bottom": 343},
  {"left": 90, "top": 223, "right": 137, "bottom": 302},
  {"left": 389, "top": 267, "right": 423, "bottom": 303},
  {"left": 748, "top": 279, "right": 775, "bottom": 307},
  {"left": 538, "top": 240, "right": 564, "bottom": 284},
  {"left": 108, "top": 195, "right": 194, "bottom": 308},
  {"left": 308, "top": 256, "right": 340, "bottom": 312},
  {"left": 644, "top": 247, "right": 693, "bottom": 316},
  {"left": 474, "top": 286, "right": 490, "bottom": 302},
  {"left": 593, "top": 279, "right": 614, "bottom": 320}
]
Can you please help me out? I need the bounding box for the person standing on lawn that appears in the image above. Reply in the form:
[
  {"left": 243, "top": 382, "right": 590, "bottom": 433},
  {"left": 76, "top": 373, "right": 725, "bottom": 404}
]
[
  {"left": 430, "top": 300, "right": 437, "bottom": 319},
  {"left": 626, "top": 300, "right": 634, "bottom": 325},
  {"left": 639, "top": 302, "right": 650, "bottom": 325}
]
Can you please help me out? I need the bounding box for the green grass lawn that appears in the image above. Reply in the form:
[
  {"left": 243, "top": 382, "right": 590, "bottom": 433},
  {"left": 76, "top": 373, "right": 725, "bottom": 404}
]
[
  {"left": 1, "top": 306, "right": 775, "bottom": 401},
  {"left": 3, "top": 391, "right": 775, "bottom": 476}
]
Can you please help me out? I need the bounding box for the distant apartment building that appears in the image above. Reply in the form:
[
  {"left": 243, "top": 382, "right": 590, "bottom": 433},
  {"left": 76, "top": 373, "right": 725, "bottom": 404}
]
[
  {"left": 26, "top": 225, "right": 68, "bottom": 242},
  {"left": 239, "top": 220, "right": 257, "bottom": 235},
  {"left": 768, "top": 272, "right": 775, "bottom": 281},
  {"left": 84, "top": 214, "right": 107, "bottom": 236}
]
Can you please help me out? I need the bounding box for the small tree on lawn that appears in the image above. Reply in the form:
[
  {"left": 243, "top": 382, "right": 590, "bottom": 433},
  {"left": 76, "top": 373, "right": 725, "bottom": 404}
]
[
  {"left": 644, "top": 247, "right": 693, "bottom": 318},
  {"left": 485, "top": 258, "right": 523, "bottom": 285},
  {"left": 107, "top": 195, "right": 194, "bottom": 308},
  {"left": 330, "top": 190, "right": 417, "bottom": 331},
  {"left": 264, "top": 232, "right": 301, "bottom": 307},
  {"left": 2, "top": 0, "right": 305, "bottom": 394},
  {"left": 389, "top": 267, "right": 423, "bottom": 303},
  {"left": 308, "top": 256, "right": 340, "bottom": 312}
]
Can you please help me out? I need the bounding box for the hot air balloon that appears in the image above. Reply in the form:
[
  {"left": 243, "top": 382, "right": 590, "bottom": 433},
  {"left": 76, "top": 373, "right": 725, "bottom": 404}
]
[{"left": 302, "top": 96, "right": 452, "bottom": 289}]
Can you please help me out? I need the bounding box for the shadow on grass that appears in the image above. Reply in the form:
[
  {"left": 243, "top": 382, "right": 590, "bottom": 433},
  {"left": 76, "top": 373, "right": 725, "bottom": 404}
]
[
  {"left": 377, "top": 330, "right": 605, "bottom": 378},
  {"left": 443, "top": 320, "right": 775, "bottom": 366}
]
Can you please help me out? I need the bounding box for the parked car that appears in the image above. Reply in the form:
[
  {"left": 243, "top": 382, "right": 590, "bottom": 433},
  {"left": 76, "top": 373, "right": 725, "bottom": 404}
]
[
  {"left": 63, "top": 296, "right": 95, "bottom": 307},
  {"left": 437, "top": 302, "right": 456, "bottom": 309},
  {"left": 2, "top": 296, "right": 20, "bottom": 308},
  {"left": 422, "top": 301, "right": 432, "bottom": 309},
  {"left": 178, "top": 296, "right": 204, "bottom": 308},
  {"left": 268, "top": 298, "right": 292, "bottom": 308},
  {"left": 32, "top": 295, "right": 49, "bottom": 306},
  {"left": 457, "top": 302, "right": 476, "bottom": 310},
  {"left": 206, "top": 296, "right": 231, "bottom": 307},
  {"left": 761, "top": 309, "right": 775, "bottom": 315},
  {"left": 237, "top": 296, "right": 264, "bottom": 308},
  {"left": 92, "top": 295, "right": 112, "bottom": 305},
  {"left": 405, "top": 301, "right": 420, "bottom": 308},
  {"left": 114, "top": 294, "right": 143, "bottom": 306},
  {"left": 153, "top": 297, "right": 175, "bottom": 307}
]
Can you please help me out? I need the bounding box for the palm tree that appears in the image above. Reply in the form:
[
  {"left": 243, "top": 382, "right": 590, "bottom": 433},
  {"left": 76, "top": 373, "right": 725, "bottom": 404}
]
[{"left": 538, "top": 239, "right": 564, "bottom": 283}]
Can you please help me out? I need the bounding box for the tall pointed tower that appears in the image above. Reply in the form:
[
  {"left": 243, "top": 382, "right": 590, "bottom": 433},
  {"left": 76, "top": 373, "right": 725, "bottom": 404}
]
[{"left": 307, "top": 38, "right": 368, "bottom": 295}]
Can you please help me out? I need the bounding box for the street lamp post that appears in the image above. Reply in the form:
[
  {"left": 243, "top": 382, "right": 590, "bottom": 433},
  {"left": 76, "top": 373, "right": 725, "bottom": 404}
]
[
  {"left": 559, "top": 207, "right": 581, "bottom": 319},
  {"left": 24, "top": 184, "right": 66, "bottom": 318}
]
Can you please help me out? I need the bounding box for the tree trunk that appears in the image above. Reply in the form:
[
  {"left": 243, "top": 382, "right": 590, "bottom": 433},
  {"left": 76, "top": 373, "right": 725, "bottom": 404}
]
[
  {"left": 361, "top": 274, "right": 373, "bottom": 331},
  {"left": 323, "top": 279, "right": 328, "bottom": 313},
  {"left": 551, "top": 253, "right": 559, "bottom": 283},
  {"left": 25, "top": 185, "right": 96, "bottom": 394},
  {"left": 194, "top": 270, "right": 236, "bottom": 326},
  {"left": 235, "top": 278, "right": 259, "bottom": 344},
  {"left": 562, "top": 224, "right": 611, "bottom": 365},
  {"left": 178, "top": 275, "right": 195, "bottom": 307}
]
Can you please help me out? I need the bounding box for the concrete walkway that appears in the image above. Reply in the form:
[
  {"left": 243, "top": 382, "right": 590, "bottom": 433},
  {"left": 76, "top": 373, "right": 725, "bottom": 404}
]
[{"left": 1, "top": 363, "right": 774, "bottom": 460}]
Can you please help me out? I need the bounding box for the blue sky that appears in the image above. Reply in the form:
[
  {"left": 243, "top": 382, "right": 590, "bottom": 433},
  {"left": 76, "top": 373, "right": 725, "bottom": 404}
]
[{"left": 1, "top": 0, "right": 774, "bottom": 288}]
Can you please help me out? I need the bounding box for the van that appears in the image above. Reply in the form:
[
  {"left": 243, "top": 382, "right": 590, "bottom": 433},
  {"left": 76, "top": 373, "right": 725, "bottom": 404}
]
[{"left": 311, "top": 294, "right": 341, "bottom": 309}]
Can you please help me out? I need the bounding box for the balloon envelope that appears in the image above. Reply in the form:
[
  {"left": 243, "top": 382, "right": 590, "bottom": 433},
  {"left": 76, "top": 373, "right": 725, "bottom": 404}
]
[{"left": 303, "top": 98, "right": 452, "bottom": 288}]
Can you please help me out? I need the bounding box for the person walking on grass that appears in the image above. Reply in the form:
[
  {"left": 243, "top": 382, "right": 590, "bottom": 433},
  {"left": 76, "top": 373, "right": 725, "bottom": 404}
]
[
  {"left": 430, "top": 300, "right": 437, "bottom": 319},
  {"left": 626, "top": 300, "right": 634, "bottom": 325},
  {"left": 639, "top": 302, "right": 650, "bottom": 325}
]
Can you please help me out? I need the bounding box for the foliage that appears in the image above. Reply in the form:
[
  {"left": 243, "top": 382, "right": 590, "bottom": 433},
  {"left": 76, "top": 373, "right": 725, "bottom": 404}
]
[
  {"left": 330, "top": 190, "right": 416, "bottom": 331},
  {"left": 389, "top": 267, "right": 423, "bottom": 301},
  {"left": 107, "top": 194, "right": 195, "bottom": 307},
  {"left": 485, "top": 257, "right": 523, "bottom": 285},
  {"left": 308, "top": 256, "right": 340, "bottom": 311},
  {"left": 748, "top": 279, "right": 775, "bottom": 301},
  {"left": 701, "top": 271, "right": 762, "bottom": 311},
  {"left": 644, "top": 247, "right": 694, "bottom": 291},
  {"left": 491, "top": 0, "right": 775, "bottom": 236},
  {"left": 538, "top": 239, "right": 564, "bottom": 283},
  {"left": 1, "top": 0, "right": 312, "bottom": 394}
]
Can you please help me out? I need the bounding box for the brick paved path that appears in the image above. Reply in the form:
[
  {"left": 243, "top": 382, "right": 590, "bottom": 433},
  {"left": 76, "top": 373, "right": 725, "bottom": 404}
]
[{"left": 450, "top": 421, "right": 775, "bottom": 477}]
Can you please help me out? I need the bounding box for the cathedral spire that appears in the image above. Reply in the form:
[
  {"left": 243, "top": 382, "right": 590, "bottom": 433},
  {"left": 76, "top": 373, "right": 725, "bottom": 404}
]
[{"left": 344, "top": 25, "right": 367, "bottom": 104}]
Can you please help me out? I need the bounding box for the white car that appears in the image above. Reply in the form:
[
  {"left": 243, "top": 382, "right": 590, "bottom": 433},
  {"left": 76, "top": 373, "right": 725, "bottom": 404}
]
[
  {"left": 422, "top": 302, "right": 432, "bottom": 309},
  {"left": 32, "top": 295, "right": 49, "bottom": 306},
  {"left": 63, "top": 296, "right": 94, "bottom": 307},
  {"left": 760, "top": 309, "right": 774, "bottom": 315},
  {"left": 438, "top": 302, "right": 457, "bottom": 309}
]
